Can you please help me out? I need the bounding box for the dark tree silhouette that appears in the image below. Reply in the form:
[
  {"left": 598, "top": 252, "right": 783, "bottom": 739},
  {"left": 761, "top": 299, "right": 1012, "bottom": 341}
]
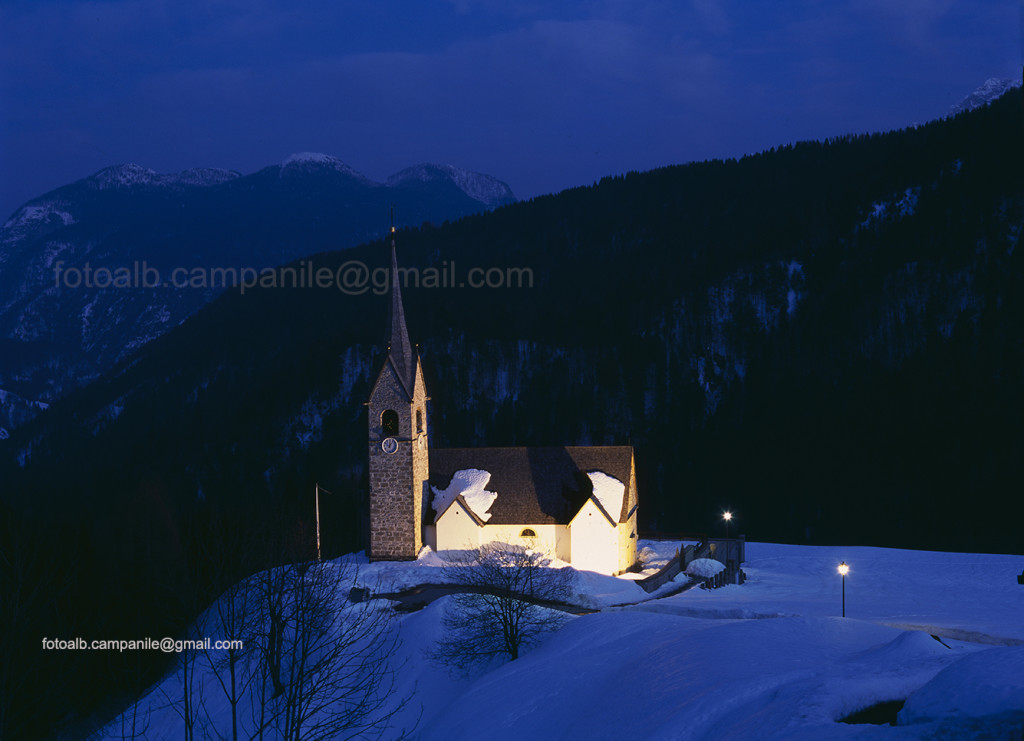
[{"left": 430, "top": 544, "right": 576, "bottom": 672}]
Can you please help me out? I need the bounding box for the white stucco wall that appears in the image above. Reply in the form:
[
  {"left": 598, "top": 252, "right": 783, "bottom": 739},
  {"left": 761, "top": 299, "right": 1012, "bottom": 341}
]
[
  {"left": 615, "top": 476, "right": 639, "bottom": 573},
  {"left": 569, "top": 498, "right": 620, "bottom": 575},
  {"left": 479, "top": 523, "right": 569, "bottom": 560},
  {"left": 554, "top": 523, "right": 571, "bottom": 562},
  {"left": 435, "top": 500, "right": 482, "bottom": 551},
  {"left": 616, "top": 518, "right": 638, "bottom": 573},
  {"left": 618, "top": 465, "right": 639, "bottom": 573},
  {"left": 433, "top": 482, "right": 636, "bottom": 574}
]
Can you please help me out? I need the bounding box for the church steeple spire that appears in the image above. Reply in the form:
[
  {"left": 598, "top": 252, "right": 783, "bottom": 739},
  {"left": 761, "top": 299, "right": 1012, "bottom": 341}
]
[{"left": 386, "top": 221, "right": 415, "bottom": 399}]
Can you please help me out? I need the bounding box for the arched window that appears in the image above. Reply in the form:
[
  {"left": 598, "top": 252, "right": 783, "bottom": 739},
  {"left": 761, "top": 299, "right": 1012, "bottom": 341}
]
[
  {"left": 416, "top": 409, "right": 423, "bottom": 433},
  {"left": 381, "top": 410, "right": 399, "bottom": 436},
  {"left": 520, "top": 528, "right": 537, "bottom": 538}
]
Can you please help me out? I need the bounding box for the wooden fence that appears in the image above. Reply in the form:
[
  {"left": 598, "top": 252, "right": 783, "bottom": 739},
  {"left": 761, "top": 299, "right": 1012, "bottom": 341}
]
[{"left": 637, "top": 536, "right": 747, "bottom": 592}]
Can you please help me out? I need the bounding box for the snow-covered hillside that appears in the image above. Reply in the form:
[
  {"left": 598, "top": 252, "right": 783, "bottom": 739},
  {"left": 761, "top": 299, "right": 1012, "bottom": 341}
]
[{"left": 104, "top": 542, "right": 1024, "bottom": 740}]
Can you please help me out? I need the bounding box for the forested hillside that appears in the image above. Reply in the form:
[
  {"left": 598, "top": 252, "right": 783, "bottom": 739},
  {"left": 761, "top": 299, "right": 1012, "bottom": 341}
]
[{"left": 1, "top": 89, "right": 1021, "bottom": 739}]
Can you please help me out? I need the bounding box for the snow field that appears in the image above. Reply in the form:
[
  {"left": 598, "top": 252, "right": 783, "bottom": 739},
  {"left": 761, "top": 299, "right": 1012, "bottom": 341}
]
[{"left": 103, "top": 541, "right": 1024, "bottom": 739}]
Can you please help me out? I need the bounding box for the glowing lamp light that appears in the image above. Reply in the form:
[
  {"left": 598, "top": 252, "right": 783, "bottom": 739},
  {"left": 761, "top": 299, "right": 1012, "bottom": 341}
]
[{"left": 837, "top": 562, "right": 849, "bottom": 576}]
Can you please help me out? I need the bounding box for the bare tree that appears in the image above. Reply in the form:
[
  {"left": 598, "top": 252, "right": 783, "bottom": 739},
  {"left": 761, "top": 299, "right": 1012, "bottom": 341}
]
[
  {"left": 430, "top": 543, "right": 576, "bottom": 673},
  {"left": 107, "top": 502, "right": 411, "bottom": 741},
  {"left": 161, "top": 510, "right": 222, "bottom": 741},
  {"left": 112, "top": 659, "right": 153, "bottom": 741},
  {"left": 249, "top": 558, "right": 414, "bottom": 741},
  {"left": 192, "top": 513, "right": 263, "bottom": 741},
  {"left": 115, "top": 699, "right": 152, "bottom": 740}
]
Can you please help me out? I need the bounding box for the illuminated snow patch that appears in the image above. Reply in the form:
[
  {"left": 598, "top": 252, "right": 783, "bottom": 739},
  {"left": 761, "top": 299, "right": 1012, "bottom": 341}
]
[
  {"left": 587, "top": 470, "right": 625, "bottom": 520},
  {"left": 432, "top": 468, "right": 498, "bottom": 522},
  {"left": 685, "top": 558, "right": 726, "bottom": 578}
]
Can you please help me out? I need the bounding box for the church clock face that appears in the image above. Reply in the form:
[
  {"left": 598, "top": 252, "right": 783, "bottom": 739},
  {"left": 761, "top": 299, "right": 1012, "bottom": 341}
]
[{"left": 381, "top": 437, "right": 398, "bottom": 454}]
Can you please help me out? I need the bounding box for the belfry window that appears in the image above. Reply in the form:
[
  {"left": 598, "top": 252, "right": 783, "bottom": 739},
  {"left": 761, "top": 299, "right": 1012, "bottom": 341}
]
[
  {"left": 416, "top": 409, "right": 423, "bottom": 433},
  {"left": 381, "top": 410, "right": 399, "bottom": 436}
]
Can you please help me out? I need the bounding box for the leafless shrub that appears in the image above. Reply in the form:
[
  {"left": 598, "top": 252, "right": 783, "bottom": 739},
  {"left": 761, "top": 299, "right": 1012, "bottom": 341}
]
[{"left": 429, "top": 543, "right": 576, "bottom": 673}]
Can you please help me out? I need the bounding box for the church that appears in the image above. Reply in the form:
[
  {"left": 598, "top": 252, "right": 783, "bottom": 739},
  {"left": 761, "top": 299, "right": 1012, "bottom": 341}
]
[{"left": 367, "top": 231, "right": 639, "bottom": 575}]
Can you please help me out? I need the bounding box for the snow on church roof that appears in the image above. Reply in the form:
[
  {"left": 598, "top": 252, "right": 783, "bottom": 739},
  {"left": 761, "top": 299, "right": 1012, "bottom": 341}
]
[
  {"left": 431, "top": 468, "right": 498, "bottom": 522},
  {"left": 586, "top": 471, "right": 626, "bottom": 523}
]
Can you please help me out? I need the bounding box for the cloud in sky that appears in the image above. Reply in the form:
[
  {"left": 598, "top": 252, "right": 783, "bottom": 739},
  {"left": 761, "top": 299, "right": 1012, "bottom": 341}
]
[{"left": 0, "top": 0, "right": 1019, "bottom": 217}]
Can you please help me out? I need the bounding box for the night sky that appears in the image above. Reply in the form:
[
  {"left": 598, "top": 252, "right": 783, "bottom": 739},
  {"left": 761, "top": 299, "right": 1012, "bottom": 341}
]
[{"left": 1, "top": 0, "right": 1020, "bottom": 219}]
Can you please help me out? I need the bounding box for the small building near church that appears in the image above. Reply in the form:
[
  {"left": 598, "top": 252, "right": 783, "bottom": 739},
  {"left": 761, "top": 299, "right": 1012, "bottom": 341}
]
[{"left": 366, "top": 230, "right": 638, "bottom": 575}]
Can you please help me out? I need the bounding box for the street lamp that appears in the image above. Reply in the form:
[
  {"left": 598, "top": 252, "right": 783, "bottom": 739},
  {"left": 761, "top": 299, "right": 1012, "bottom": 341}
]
[
  {"left": 722, "top": 511, "right": 734, "bottom": 565},
  {"left": 837, "top": 561, "right": 849, "bottom": 617}
]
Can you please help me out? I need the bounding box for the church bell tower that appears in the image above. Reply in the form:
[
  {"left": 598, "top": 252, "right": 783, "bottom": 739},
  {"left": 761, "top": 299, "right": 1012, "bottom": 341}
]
[{"left": 367, "top": 227, "right": 430, "bottom": 560}]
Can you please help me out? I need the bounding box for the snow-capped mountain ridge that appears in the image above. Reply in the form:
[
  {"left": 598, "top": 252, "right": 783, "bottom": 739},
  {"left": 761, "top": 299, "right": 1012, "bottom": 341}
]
[
  {"left": 167, "top": 167, "right": 244, "bottom": 187},
  {"left": 276, "top": 155, "right": 515, "bottom": 207},
  {"left": 279, "top": 152, "right": 374, "bottom": 183},
  {"left": 2, "top": 166, "right": 243, "bottom": 240},
  {"left": 88, "top": 163, "right": 159, "bottom": 188},
  {"left": 950, "top": 76, "right": 1022, "bottom": 115},
  {"left": 85, "top": 163, "right": 242, "bottom": 190},
  {"left": 387, "top": 163, "right": 516, "bottom": 208}
]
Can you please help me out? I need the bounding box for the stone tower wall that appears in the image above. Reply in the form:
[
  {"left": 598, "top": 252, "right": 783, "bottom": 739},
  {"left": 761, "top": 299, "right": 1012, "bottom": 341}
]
[
  {"left": 367, "top": 360, "right": 429, "bottom": 560},
  {"left": 368, "top": 438, "right": 417, "bottom": 559},
  {"left": 410, "top": 366, "right": 430, "bottom": 545}
]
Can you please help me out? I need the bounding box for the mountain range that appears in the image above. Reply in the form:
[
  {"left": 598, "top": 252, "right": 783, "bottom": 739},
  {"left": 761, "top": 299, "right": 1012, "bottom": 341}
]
[{"left": 0, "top": 155, "right": 515, "bottom": 432}]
